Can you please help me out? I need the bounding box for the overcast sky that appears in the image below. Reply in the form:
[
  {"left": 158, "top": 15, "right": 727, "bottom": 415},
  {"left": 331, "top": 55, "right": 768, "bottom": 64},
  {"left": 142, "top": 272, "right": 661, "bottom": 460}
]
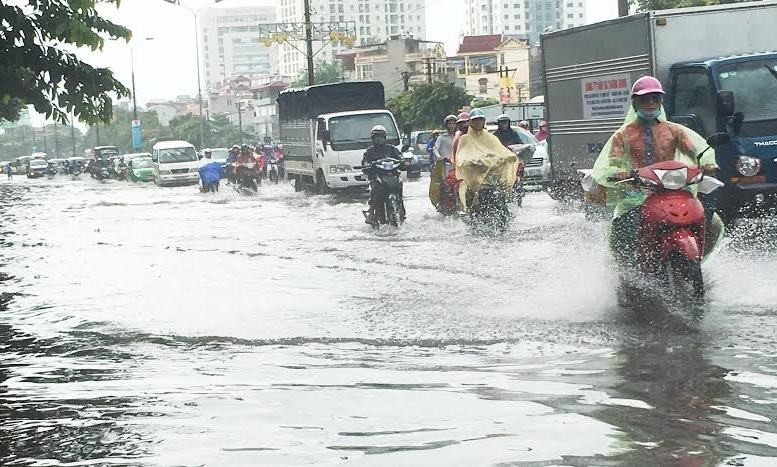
[{"left": 41, "top": 0, "right": 617, "bottom": 125}]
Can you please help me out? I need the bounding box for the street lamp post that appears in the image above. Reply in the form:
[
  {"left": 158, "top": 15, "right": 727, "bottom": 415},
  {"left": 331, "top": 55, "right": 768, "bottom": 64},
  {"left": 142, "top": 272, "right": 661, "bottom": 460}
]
[
  {"left": 163, "top": 0, "right": 226, "bottom": 149},
  {"left": 131, "top": 37, "right": 155, "bottom": 122},
  {"left": 130, "top": 37, "right": 154, "bottom": 153}
]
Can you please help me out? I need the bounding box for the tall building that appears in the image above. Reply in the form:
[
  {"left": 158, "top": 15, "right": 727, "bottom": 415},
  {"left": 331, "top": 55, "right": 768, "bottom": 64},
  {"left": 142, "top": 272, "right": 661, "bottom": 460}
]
[
  {"left": 277, "top": 0, "right": 427, "bottom": 79},
  {"left": 464, "top": 0, "right": 588, "bottom": 44},
  {"left": 200, "top": 5, "right": 278, "bottom": 93}
]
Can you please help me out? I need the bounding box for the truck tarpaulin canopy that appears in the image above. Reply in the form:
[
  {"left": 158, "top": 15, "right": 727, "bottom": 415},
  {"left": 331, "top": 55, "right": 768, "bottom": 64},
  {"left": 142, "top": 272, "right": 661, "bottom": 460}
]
[{"left": 277, "top": 81, "right": 385, "bottom": 121}]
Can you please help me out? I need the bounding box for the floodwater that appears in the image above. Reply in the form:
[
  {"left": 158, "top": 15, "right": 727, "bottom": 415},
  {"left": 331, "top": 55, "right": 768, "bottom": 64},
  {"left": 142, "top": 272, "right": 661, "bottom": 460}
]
[{"left": 0, "top": 175, "right": 776, "bottom": 466}]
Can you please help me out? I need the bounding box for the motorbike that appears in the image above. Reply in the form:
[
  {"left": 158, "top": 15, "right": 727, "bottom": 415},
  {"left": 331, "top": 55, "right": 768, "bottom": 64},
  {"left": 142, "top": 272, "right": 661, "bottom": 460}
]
[
  {"left": 362, "top": 157, "right": 406, "bottom": 228},
  {"left": 401, "top": 145, "right": 421, "bottom": 180},
  {"left": 46, "top": 164, "right": 57, "bottom": 178},
  {"left": 600, "top": 133, "right": 729, "bottom": 318},
  {"left": 507, "top": 144, "right": 536, "bottom": 208},
  {"left": 93, "top": 164, "right": 111, "bottom": 181},
  {"left": 114, "top": 165, "right": 128, "bottom": 181},
  {"left": 464, "top": 145, "right": 535, "bottom": 234},
  {"left": 436, "top": 158, "right": 459, "bottom": 217},
  {"left": 266, "top": 157, "right": 280, "bottom": 184},
  {"left": 234, "top": 162, "right": 258, "bottom": 193}
]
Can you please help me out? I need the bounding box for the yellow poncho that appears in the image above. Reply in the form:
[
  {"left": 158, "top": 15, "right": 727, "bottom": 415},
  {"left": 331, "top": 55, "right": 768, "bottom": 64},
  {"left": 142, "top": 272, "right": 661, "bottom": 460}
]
[{"left": 455, "top": 129, "right": 518, "bottom": 206}]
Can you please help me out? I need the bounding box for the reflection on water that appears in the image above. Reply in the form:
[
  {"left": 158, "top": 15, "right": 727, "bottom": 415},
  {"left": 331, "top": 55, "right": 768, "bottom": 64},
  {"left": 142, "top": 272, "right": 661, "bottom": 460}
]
[{"left": 0, "top": 179, "right": 776, "bottom": 465}]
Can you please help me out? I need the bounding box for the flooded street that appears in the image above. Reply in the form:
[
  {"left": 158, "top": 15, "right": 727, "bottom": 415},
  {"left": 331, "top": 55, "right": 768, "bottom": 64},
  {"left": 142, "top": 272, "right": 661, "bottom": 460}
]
[{"left": 1, "top": 176, "right": 776, "bottom": 466}]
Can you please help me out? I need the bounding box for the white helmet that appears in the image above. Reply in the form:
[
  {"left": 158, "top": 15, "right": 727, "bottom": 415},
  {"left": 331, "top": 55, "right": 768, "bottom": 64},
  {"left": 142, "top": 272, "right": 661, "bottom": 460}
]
[
  {"left": 370, "top": 125, "right": 387, "bottom": 136},
  {"left": 497, "top": 114, "right": 511, "bottom": 123}
]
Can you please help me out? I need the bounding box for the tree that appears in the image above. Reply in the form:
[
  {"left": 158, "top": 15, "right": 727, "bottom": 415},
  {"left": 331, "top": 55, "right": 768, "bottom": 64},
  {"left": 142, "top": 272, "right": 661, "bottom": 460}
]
[
  {"left": 168, "top": 114, "right": 252, "bottom": 148},
  {"left": 629, "top": 0, "right": 746, "bottom": 11},
  {"left": 0, "top": 123, "right": 85, "bottom": 160},
  {"left": 386, "top": 82, "right": 472, "bottom": 131},
  {"left": 82, "top": 108, "right": 167, "bottom": 153},
  {"left": 471, "top": 97, "right": 499, "bottom": 108},
  {"left": 292, "top": 60, "right": 343, "bottom": 87},
  {"left": 0, "top": 1, "right": 131, "bottom": 125}
]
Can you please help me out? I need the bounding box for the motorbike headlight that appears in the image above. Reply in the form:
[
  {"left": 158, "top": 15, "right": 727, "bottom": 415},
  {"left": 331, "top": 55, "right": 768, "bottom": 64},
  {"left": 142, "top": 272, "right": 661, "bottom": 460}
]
[
  {"left": 737, "top": 156, "right": 761, "bottom": 177},
  {"left": 653, "top": 168, "right": 688, "bottom": 191}
]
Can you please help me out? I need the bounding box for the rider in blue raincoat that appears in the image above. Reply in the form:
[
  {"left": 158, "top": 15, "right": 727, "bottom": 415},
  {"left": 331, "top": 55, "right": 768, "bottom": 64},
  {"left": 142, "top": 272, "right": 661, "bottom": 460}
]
[{"left": 199, "top": 150, "right": 222, "bottom": 193}]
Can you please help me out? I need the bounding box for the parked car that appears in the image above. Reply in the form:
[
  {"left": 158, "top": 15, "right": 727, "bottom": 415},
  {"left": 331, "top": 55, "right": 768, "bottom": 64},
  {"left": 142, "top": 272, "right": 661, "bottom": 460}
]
[
  {"left": 151, "top": 140, "right": 200, "bottom": 186},
  {"left": 487, "top": 124, "right": 551, "bottom": 189},
  {"left": 410, "top": 130, "right": 436, "bottom": 169}
]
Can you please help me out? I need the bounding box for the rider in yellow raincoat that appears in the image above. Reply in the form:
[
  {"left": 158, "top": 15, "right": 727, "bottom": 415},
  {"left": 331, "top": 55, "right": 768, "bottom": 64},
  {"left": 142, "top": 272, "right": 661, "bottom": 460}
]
[
  {"left": 455, "top": 108, "right": 518, "bottom": 209},
  {"left": 591, "top": 76, "right": 723, "bottom": 264}
]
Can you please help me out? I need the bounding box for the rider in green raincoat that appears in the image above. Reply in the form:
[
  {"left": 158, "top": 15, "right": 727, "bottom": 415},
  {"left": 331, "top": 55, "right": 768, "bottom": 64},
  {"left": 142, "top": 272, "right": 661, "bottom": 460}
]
[{"left": 591, "top": 76, "right": 723, "bottom": 265}]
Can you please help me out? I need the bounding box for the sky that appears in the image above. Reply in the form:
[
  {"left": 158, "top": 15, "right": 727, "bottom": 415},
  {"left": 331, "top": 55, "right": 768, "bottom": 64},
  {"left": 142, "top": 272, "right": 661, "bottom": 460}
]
[{"left": 36, "top": 0, "right": 618, "bottom": 125}]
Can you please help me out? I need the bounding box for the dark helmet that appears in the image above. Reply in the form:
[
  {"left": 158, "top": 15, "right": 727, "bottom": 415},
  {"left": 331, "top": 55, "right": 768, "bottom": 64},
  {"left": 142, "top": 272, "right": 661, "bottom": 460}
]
[
  {"left": 496, "top": 114, "right": 511, "bottom": 123},
  {"left": 444, "top": 114, "right": 457, "bottom": 124},
  {"left": 240, "top": 144, "right": 249, "bottom": 151}
]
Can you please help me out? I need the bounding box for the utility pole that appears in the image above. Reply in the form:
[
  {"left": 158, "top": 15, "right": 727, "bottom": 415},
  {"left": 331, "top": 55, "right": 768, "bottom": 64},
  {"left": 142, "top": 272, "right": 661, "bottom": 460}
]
[
  {"left": 401, "top": 71, "right": 411, "bottom": 91},
  {"left": 236, "top": 101, "right": 244, "bottom": 142},
  {"left": 424, "top": 58, "right": 433, "bottom": 84},
  {"left": 70, "top": 113, "right": 77, "bottom": 157},
  {"left": 618, "top": 0, "right": 629, "bottom": 17},
  {"left": 53, "top": 120, "right": 60, "bottom": 157},
  {"left": 303, "top": 0, "right": 315, "bottom": 86},
  {"left": 42, "top": 125, "right": 48, "bottom": 153},
  {"left": 95, "top": 123, "right": 100, "bottom": 146}
]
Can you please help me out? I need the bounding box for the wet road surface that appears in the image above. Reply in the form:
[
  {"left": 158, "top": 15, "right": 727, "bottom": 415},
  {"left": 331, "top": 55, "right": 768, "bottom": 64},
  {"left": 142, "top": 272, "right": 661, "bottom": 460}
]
[{"left": 0, "top": 176, "right": 776, "bottom": 466}]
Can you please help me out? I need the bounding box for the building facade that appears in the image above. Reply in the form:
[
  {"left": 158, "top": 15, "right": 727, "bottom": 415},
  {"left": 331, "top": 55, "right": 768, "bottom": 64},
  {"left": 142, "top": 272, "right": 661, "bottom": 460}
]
[
  {"left": 451, "top": 35, "right": 531, "bottom": 104},
  {"left": 277, "top": 0, "right": 427, "bottom": 79},
  {"left": 338, "top": 38, "right": 447, "bottom": 98},
  {"left": 199, "top": 5, "right": 278, "bottom": 93},
  {"left": 464, "top": 0, "right": 588, "bottom": 44}
]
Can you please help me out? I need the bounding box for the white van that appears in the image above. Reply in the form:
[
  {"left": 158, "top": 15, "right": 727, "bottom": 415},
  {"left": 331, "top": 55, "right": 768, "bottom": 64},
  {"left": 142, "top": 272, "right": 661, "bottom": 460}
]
[{"left": 151, "top": 140, "right": 200, "bottom": 186}]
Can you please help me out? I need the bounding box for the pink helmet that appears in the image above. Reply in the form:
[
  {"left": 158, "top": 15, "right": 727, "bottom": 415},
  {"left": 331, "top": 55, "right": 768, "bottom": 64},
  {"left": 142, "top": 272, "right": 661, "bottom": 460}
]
[
  {"left": 456, "top": 112, "right": 470, "bottom": 123},
  {"left": 631, "top": 76, "right": 665, "bottom": 97}
]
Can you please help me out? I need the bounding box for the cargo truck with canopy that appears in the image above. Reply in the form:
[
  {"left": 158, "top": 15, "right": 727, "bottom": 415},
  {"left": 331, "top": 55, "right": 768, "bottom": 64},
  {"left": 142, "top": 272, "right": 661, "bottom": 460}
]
[
  {"left": 541, "top": 0, "right": 777, "bottom": 219},
  {"left": 277, "top": 81, "right": 402, "bottom": 193}
]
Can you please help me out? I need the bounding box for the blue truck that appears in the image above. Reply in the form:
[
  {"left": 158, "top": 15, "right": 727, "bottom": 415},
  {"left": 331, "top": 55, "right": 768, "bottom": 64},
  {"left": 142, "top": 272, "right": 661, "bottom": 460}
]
[{"left": 541, "top": 0, "right": 777, "bottom": 219}]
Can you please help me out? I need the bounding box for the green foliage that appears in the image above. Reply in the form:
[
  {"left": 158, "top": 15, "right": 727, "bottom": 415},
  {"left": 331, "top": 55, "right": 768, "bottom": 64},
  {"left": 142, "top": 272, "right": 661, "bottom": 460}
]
[
  {"left": 631, "top": 0, "right": 746, "bottom": 10},
  {"left": 0, "top": 123, "right": 85, "bottom": 160},
  {"left": 82, "top": 108, "right": 167, "bottom": 153},
  {"left": 471, "top": 97, "right": 499, "bottom": 108},
  {"left": 386, "top": 82, "right": 472, "bottom": 131},
  {"left": 0, "top": 0, "right": 132, "bottom": 125},
  {"left": 166, "top": 113, "right": 252, "bottom": 149},
  {"left": 292, "top": 60, "right": 344, "bottom": 87}
]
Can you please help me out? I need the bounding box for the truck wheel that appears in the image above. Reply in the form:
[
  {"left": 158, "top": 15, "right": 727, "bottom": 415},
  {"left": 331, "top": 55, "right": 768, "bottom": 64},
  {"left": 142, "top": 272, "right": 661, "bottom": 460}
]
[
  {"left": 316, "top": 171, "right": 329, "bottom": 195},
  {"left": 293, "top": 175, "right": 303, "bottom": 192}
]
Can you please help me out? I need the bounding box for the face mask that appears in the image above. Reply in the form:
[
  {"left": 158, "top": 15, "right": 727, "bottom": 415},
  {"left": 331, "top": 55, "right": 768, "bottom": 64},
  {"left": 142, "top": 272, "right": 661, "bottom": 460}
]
[{"left": 637, "top": 108, "right": 661, "bottom": 121}]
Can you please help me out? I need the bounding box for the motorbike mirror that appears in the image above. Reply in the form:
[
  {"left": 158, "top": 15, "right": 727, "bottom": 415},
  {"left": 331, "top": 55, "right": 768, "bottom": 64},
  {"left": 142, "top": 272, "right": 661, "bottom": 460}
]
[
  {"left": 401, "top": 144, "right": 411, "bottom": 152},
  {"left": 403, "top": 123, "right": 412, "bottom": 135},
  {"left": 706, "top": 132, "right": 731, "bottom": 147},
  {"left": 716, "top": 90, "right": 735, "bottom": 117},
  {"left": 517, "top": 145, "right": 536, "bottom": 164}
]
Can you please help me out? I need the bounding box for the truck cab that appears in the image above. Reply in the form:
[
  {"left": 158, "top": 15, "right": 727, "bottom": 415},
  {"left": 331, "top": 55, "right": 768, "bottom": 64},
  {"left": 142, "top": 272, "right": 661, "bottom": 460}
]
[
  {"left": 314, "top": 110, "right": 401, "bottom": 191},
  {"left": 666, "top": 53, "right": 777, "bottom": 217}
]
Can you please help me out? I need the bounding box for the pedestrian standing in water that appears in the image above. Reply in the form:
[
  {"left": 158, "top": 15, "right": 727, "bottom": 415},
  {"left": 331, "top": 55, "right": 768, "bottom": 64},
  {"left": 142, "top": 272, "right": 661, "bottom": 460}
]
[{"left": 6, "top": 163, "right": 13, "bottom": 181}]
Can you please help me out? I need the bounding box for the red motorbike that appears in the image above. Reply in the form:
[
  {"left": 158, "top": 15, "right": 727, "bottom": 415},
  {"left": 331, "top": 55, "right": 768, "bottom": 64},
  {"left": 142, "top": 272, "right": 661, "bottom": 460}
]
[{"left": 609, "top": 133, "right": 728, "bottom": 316}]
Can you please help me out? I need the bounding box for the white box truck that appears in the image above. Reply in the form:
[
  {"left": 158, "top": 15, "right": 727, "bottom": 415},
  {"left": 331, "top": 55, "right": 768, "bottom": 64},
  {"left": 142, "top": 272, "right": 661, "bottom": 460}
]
[{"left": 278, "top": 81, "right": 402, "bottom": 193}]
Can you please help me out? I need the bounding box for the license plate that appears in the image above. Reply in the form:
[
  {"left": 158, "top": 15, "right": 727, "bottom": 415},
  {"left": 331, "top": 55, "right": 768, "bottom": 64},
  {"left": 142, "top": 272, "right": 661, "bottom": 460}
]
[{"left": 526, "top": 168, "right": 541, "bottom": 177}]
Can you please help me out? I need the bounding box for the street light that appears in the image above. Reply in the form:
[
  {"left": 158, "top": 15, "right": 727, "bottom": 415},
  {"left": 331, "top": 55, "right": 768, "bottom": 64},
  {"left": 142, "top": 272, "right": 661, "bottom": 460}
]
[
  {"left": 163, "top": 0, "right": 226, "bottom": 149},
  {"left": 131, "top": 37, "right": 155, "bottom": 122}
]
